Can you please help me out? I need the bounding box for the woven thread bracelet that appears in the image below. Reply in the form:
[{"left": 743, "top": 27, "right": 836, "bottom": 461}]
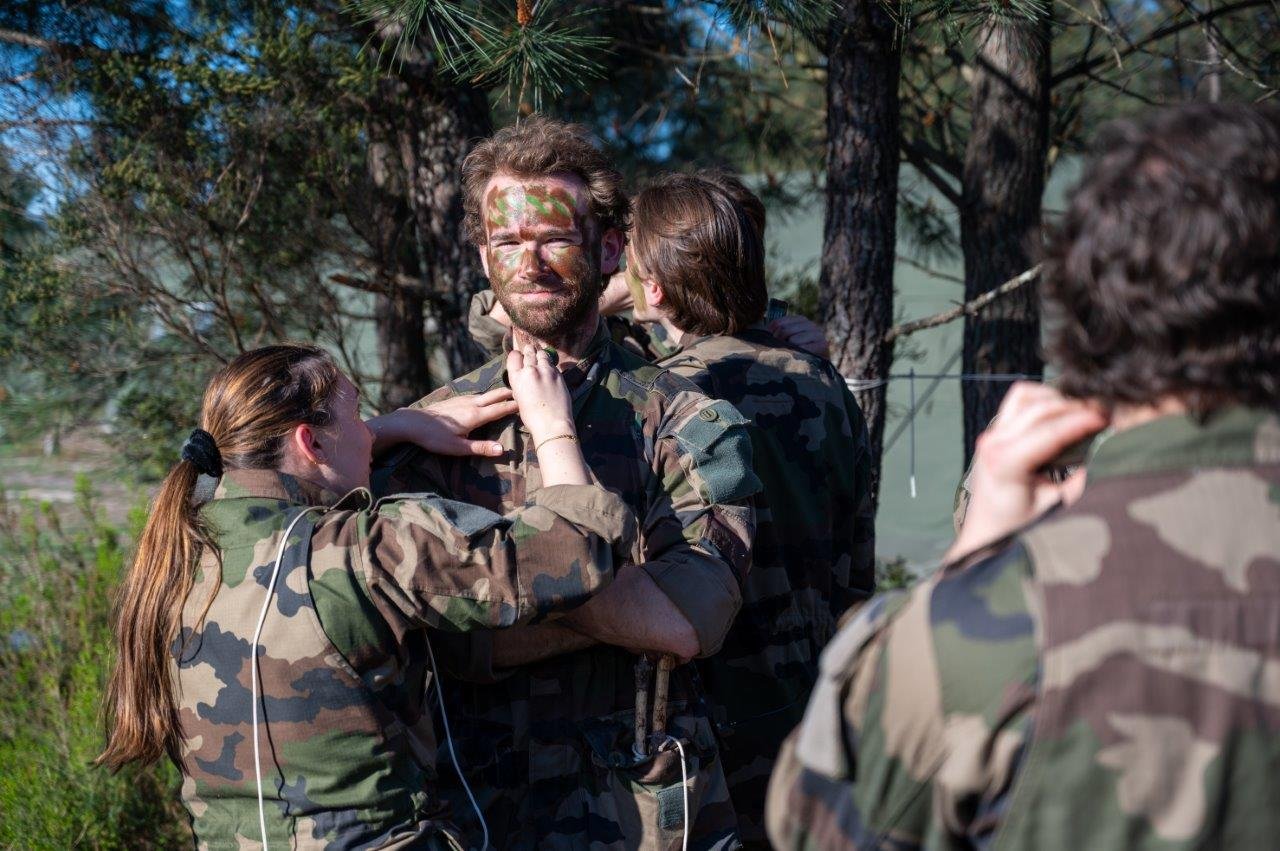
[{"left": 534, "top": 433, "right": 578, "bottom": 453}]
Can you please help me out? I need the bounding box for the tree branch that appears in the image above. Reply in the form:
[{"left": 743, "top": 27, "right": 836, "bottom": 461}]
[
  {"left": 901, "top": 140, "right": 962, "bottom": 207},
  {"left": 885, "top": 265, "right": 1042, "bottom": 343},
  {"left": 329, "top": 271, "right": 427, "bottom": 297},
  {"left": 1051, "top": 0, "right": 1270, "bottom": 84}
]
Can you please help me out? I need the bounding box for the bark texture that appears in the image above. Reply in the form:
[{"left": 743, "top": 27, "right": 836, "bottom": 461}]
[
  {"left": 352, "top": 51, "right": 492, "bottom": 408},
  {"left": 394, "top": 69, "right": 492, "bottom": 378},
  {"left": 960, "top": 12, "right": 1051, "bottom": 462},
  {"left": 356, "top": 91, "right": 431, "bottom": 412},
  {"left": 821, "top": 0, "right": 902, "bottom": 508}
]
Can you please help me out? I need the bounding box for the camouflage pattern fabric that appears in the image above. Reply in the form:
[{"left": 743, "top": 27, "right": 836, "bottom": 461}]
[
  {"left": 174, "top": 468, "right": 634, "bottom": 849},
  {"left": 375, "top": 321, "right": 760, "bottom": 850},
  {"left": 658, "top": 327, "right": 875, "bottom": 848},
  {"left": 609, "top": 315, "right": 679, "bottom": 362},
  {"left": 766, "top": 406, "right": 1280, "bottom": 850}
]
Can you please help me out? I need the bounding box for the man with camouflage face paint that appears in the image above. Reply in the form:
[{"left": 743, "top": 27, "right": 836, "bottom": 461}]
[
  {"left": 767, "top": 103, "right": 1280, "bottom": 850},
  {"left": 376, "top": 117, "right": 758, "bottom": 849}
]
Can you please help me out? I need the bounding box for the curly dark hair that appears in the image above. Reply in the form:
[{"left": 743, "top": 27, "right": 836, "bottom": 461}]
[
  {"left": 1044, "top": 102, "right": 1280, "bottom": 413},
  {"left": 461, "top": 116, "right": 630, "bottom": 246}
]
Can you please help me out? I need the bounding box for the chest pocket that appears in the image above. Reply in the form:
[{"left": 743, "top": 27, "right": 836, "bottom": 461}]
[{"left": 670, "top": 399, "right": 762, "bottom": 505}]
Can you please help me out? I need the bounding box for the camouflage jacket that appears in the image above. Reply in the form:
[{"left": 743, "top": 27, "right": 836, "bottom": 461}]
[
  {"left": 174, "top": 468, "right": 634, "bottom": 850},
  {"left": 657, "top": 327, "right": 875, "bottom": 846},
  {"left": 375, "top": 321, "right": 760, "bottom": 850},
  {"left": 766, "top": 406, "right": 1280, "bottom": 850}
]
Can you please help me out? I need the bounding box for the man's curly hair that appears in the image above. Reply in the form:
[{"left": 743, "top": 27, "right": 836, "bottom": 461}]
[
  {"left": 1044, "top": 102, "right": 1280, "bottom": 413},
  {"left": 461, "top": 116, "right": 630, "bottom": 247}
]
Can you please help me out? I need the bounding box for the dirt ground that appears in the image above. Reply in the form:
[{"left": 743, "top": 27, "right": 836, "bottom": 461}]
[{"left": 0, "top": 429, "right": 140, "bottom": 525}]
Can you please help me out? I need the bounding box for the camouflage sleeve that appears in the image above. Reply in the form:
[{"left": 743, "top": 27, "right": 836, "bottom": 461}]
[
  {"left": 641, "top": 392, "right": 761, "bottom": 656},
  {"left": 467, "top": 289, "right": 508, "bottom": 359},
  {"left": 356, "top": 483, "right": 636, "bottom": 635},
  {"left": 766, "top": 544, "right": 1041, "bottom": 849},
  {"left": 765, "top": 590, "right": 921, "bottom": 850}
]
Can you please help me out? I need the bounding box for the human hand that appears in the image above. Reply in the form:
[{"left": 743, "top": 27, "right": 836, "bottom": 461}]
[
  {"left": 599, "top": 272, "right": 635, "bottom": 316},
  {"left": 769, "top": 315, "right": 831, "bottom": 359},
  {"left": 507, "top": 337, "right": 576, "bottom": 443},
  {"left": 944, "top": 382, "right": 1107, "bottom": 563},
  {"left": 367, "top": 389, "right": 516, "bottom": 457}
]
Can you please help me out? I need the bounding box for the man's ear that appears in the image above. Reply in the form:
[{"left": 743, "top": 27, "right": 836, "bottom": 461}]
[
  {"left": 291, "top": 423, "right": 325, "bottom": 467},
  {"left": 599, "top": 228, "right": 625, "bottom": 276}
]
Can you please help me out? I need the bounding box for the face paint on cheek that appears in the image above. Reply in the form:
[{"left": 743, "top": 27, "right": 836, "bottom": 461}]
[
  {"left": 544, "top": 241, "right": 600, "bottom": 296},
  {"left": 487, "top": 246, "right": 523, "bottom": 289},
  {"left": 624, "top": 258, "right": 648, "bottom": 312}
]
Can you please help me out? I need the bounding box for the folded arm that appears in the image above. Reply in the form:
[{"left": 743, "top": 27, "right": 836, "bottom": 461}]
[{"left": 358, "top": 484, "right": 635, "bottom": 633}]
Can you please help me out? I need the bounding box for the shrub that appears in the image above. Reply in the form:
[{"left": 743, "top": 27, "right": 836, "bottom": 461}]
[{"left": 0, "top": 476, "right": 188, "bottom": 849}]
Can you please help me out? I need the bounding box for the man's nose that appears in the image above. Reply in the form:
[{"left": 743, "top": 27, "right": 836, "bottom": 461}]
[{"left": 517, "top": 245, "right": 544, "bottom": 277}]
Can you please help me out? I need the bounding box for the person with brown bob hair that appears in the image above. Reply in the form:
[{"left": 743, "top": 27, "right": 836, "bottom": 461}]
[
  {"left": 626, "top": 172, "right": 876, "bottom": 847},
  {"left": 98, "top": 341, "right": 636, "bottom": 849},
  {"left": 767, "top": 102, "right": 1280, "bottom": 850},
  {"left": 628, "top": 172, "right": 768, "bottom": 337}
]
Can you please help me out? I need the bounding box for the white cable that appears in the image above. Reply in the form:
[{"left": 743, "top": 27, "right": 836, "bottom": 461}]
[
  {"left": 663, "top": 735, "right": 690, "bottom": 851},
  {"left": 424, "top": 632, "right": 491, "bottom": 851},
  {"left": 251, "top": 507, "right": 320, "bottom": 851}
]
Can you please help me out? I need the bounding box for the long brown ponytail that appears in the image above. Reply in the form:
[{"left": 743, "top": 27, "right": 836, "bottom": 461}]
[{"left": 98, "top": 344, "right": 341, "bottom": 769}]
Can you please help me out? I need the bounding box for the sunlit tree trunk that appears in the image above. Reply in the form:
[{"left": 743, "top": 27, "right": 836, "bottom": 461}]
[{"left": 822, "top": 0, "right": 902, "bottom": 508}]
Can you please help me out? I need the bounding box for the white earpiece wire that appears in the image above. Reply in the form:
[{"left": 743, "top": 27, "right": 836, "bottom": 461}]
[
  {"left": 252, "top": 507, "right": 320, "bottom": 851},
  {"left": 424, "top": 632, "right": 491, "bottom": 851}
]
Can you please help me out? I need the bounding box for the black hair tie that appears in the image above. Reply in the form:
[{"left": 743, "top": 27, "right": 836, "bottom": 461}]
[{"left": 181, "top": 428, "right": 223, "bottom": 477}]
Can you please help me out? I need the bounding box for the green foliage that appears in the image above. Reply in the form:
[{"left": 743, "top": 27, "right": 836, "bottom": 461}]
[
  {"left": 0, "top": 4, "right": 377, "bottom": 475},
  {"left": 875, "top": 554, "right": 915, "bottom": 592},
  {"left": 769, "top": 262, "right": 822, "bottom": 321},
  {"left": 111, "top": 371, "right": 207, "bottom": 482},
  {"left": 0, "top": 481, "right": 188, "bottom": 847},
  {"left": 463, "top": 4, "right": 609, "bottom": 111}
]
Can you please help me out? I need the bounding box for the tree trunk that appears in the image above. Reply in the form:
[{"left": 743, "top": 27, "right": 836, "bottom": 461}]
[
  {"left": 822, "top": 0, "right": 902, "bottom": 510},
  {"left": 960, "top": 11, "right": 1050, "bottom": 463},
  {"left": 374, "top": 286, "right": 431, "bottom": 410},
  {"left": 393, "top": 63, "right": 493, "bottom": 379},
  {"left": 361, "top": 105, "right": 433, "bottom": 412}
]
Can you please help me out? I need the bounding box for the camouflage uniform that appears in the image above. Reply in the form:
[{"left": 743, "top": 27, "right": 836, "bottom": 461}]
[
  {"left": 174, "top": 468, "right": 634, "bottom": 849},
  {"left": 376, "top": 321, "right": 760, "bottom": 850},
  {"left": 658, "top": 327, "right": 875, "bottom": 847},
  {"left": 766, "top": 406, "right": 1280, "bottom": 849}
]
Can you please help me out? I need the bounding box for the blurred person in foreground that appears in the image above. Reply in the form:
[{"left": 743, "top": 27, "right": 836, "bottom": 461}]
[
  {"left": 98, "top": 343, "right": 634, "bottom": 848},
  {"left": 766, "top": 101, "right": 1280, "bottom": 849}
]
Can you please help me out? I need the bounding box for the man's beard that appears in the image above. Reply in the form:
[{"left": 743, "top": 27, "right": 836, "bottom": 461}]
[{"left": 494, "top": 272, "right": 601, "bottom": 340}]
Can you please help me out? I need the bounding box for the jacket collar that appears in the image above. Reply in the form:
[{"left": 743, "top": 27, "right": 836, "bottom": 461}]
[
  {"left": 210, "top": 468, "right": 367, "bottom": 509},
  {"left": 1085, "top": 406, "right": 1280, "bottom": 481}
]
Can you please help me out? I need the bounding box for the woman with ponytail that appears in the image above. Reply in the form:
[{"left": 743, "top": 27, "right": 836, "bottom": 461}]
[{"left": 99, "top": 342, "right": 633, "bottom": 850}]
